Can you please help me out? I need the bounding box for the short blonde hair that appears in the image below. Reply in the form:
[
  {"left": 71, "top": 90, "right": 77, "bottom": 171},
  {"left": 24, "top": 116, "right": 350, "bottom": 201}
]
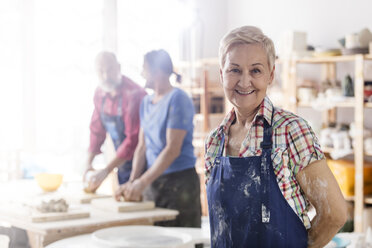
[{"left": 219, "top": 26, "right": 276, "bottom": 70}]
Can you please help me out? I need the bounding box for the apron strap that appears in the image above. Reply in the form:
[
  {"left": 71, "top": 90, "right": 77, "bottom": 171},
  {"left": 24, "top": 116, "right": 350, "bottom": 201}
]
[
  {"left": 100, "top": 95, "right": 123, "bottom": 116},
  {"left": 260, "top": 107, "right": 274, "bottom": 149},
  {"left": 100, "top": 95, "right": 107, "bottom": 115},
  {"left": 261, "top": 121, "right": 272, "bottom": 149},
  {"left": 260, "top": 109, "right": 274, "bottom": 224},
  {"left": 117, "top": 95, "right": 123, "bottom": 116},
  {"left": 216, "top": 132, "right": 225, "bottom": 158}
]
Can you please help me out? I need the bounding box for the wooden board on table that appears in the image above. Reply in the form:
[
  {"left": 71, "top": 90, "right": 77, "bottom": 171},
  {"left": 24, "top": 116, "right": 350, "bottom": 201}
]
[
  {"left": 91, "top": 198, "right": 155, "bottom": 212},
  {"left": 0, "top": 204, "right": 90, "bottom": 223},
  {"left": 65, "top": 192, "right": 112, "bottom": 204},
  {"left": 31, "top": 208, "right": 90, "bottom": 223}
]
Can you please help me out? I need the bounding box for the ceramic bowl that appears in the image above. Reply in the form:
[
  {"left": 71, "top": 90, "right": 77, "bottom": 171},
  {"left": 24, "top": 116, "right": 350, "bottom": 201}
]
[{"left": 35, "top": 173, "right": 63, "bottom": 192}]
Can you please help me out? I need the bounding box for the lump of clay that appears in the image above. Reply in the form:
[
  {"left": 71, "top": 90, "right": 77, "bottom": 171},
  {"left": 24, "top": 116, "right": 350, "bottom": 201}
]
[
  {"left": 37, "top": 198, "right": 69, "bottom": 213},
  {"left": 83, "top": 187, "right": 93, "bottom": 194},
  {"left": 83, "top": 171, "right": 96, "bottom": 194}
]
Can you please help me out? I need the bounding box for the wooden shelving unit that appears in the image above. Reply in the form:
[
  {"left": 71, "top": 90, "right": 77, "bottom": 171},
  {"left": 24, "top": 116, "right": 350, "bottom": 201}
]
[
  {"left": 175, "top": 58, "right": 226, "bottom": 216},
  {"left": 298, "top": 100, "right": 372, "bottom": 109},
  {"left": 365, "top": 102, "right": 372, "bottom": 108},
  {"left": 283, "top": 54, "right": 372, "bottom": 232},
  {"left": 297, "top": 101, "right": 355, "bottom": 108},
  {"left": 322, "top": 147, "right": 372, "bottom": 157},
  {"left": 344, "top": 195, "right": 372, "bottom": 203}
]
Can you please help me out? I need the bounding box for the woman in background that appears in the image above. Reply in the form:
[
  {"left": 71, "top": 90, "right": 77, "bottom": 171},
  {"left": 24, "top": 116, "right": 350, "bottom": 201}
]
[
  {"left": 205, "top": 26, "right": 347, "bottom": 247},
  {"left": 116, "top": 49, "right": 201, "bottom": 227}
]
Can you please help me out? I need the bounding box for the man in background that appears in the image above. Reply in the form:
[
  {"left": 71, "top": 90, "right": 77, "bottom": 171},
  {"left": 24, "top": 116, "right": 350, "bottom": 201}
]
[{"left": 84, "top": 51, "right": 146, "bottom": 192}]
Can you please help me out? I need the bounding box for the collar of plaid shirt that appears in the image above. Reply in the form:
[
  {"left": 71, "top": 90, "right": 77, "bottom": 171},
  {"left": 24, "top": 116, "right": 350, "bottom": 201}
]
[
  {"left": 220, "top": 96, "right": 273, "bottom": 131},
  {"left": 216, "top": 96, "right": 274, "bottom": 157}
]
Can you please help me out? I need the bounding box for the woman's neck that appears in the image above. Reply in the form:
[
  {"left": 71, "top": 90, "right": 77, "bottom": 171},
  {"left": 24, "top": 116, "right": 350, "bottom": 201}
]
[
  {"left": 234, "top": 105, "right": 260, "bottom": 129},
  {"left": 153, "top": 79, "right": 173, "bottom": 103}
]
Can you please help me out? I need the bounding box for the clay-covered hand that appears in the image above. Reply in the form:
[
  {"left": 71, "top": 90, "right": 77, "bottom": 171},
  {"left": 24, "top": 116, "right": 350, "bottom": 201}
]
[
  {"left": 123, "top": 179, "right": 146, "bottom": 202},
  {"left": 115, "top": 182, "right": 130, "bottom": 201},
  {"left": 86, "top": 168, "right": 109, "bottom": 193},
  {"left": 83, "top": 167, "right": 94, "bottom": 183}
]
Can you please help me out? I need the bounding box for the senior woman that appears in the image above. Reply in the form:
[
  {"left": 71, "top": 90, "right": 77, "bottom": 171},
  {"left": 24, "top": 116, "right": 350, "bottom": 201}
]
[{"left": 204, "top": 26, "right": 347, "bottom": 248}]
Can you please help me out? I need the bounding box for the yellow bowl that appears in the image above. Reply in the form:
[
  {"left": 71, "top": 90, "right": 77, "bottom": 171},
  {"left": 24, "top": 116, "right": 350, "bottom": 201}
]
[{"left": 35, "top": 173, "right": 63, "bottom": 192}]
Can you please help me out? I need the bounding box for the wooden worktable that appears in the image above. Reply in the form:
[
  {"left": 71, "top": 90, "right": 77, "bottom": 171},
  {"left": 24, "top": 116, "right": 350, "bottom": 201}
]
[
  {"left": 0, "top": 180, "right": 178, "bottom": 247},
  {"left": 0, "top": 204, "right": 178, "bottom": 247}
]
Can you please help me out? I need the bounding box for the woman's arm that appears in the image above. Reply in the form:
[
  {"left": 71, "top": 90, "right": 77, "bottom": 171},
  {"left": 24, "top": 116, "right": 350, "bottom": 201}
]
[
  {"left": 115, "top": 128, "right": 146, "bottom": 201},
  {"left": 122, "top": 128, "right": 187, "bottom": 201},
  {"left": 129, "top": 128, "right": 147, "bottom": 181},
  {"left": 296, "top": 159, "right": 347, "bottom": 248},
  {"left": 87, "top": 155, "right": 127, "bottom": 193}
]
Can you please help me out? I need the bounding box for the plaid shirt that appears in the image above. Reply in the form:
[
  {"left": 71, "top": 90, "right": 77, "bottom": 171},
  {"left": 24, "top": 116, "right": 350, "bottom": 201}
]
[
  {"left": 89, "top": 76, "right": 146, "bottom": 160},
  {"left": 204, "top": 96, "right": 324, "bottom": 229}
]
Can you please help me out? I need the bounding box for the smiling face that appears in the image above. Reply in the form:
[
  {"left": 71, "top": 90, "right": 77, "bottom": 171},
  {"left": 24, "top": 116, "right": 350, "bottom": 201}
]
[{"left": 220, "top": 43, "right": 275, "bottom": 113}]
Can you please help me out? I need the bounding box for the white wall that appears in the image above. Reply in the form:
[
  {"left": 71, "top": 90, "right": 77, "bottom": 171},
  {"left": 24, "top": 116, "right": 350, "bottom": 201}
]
[
  {"left": 227, "top": 0, "right": 372, "bottom": 49},
  {"left": 194, "top": 0, "right": 228, "bottom": 58}
]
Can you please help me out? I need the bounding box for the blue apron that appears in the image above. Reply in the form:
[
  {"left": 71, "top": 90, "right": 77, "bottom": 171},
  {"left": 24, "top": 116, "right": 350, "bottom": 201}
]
[
  {"left": 100, "top": 95, "right": 132, "bottom": 184},
  {"left": 206, "top": 112, "right": 308, "bottom": 248}
]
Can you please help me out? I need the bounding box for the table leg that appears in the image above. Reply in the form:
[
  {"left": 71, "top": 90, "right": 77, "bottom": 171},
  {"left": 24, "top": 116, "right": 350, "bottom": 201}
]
[{"left": 27, "top": 230, "right": 44, "bottom": 248}]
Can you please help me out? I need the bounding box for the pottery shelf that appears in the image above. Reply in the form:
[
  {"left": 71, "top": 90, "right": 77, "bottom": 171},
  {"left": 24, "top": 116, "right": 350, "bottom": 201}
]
[
  {"left": 345, "top": 195, "right": 372, "bottom": 203},
  {"left": 344, "top": 195, "right": 372, "bottom": 205},
  {"left": 299, "top": 102, "right": 372, "bottom": 108},
  {"left": 175, "top": 58, "right": 226, "bottom": 217},
  {"left": 365, "top": 102, "right": 372, "bottom": 108},
  {"left": 322, "top": 147, "right": 372, "bottom": 157},
  {"left": 295, "top": 54, "right": 372, "bottom": 64},
  {"left": 297, "top": 100, "right": 372, "bottom": 108},
  {"left": 364, "top": 197, "right": 372, "bottom": 205},
  {"left": 282, "top": 53, "right": 372, "bottom": 232}
]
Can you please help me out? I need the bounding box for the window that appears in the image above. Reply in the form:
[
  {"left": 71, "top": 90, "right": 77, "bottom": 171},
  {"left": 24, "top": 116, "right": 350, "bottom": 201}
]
[
  {"left": 117, "top": 0, "right": 196, "bottom": 86},
  {"left": 0, "top": 0, "right": 104, "bottom": 180}
]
